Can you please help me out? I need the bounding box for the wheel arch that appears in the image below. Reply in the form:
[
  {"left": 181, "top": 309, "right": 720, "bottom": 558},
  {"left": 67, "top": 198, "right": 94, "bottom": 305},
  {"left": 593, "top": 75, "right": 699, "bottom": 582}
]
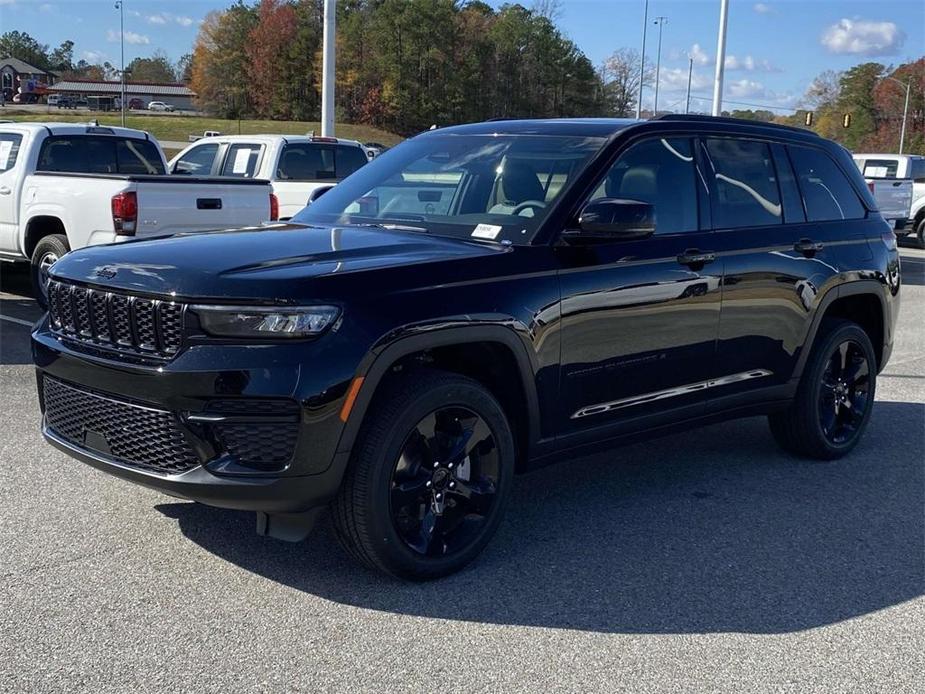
[
  {"left": 794, "top": 280, "right": 889, "bottom": 380},
  {"left": 335, "top": 325, "right": 543, "bottom": 471},
  {"left": 23, "top": 215, "right": 67, "bottom": 259}
]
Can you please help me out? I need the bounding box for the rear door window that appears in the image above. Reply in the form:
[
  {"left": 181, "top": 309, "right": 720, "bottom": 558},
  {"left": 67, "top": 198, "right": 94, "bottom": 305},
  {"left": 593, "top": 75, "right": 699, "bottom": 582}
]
[
  {"left": 277, "top": 143, "right": 368, "bottom": 181},
  {"left": 789, "top": 146, "right": 866, "bottom": 222},
  {"left": 220, "top": 143, "right": 263, "bottom": 178},
  {"left": 0, "top": 133, "right": 23, "bottom": 173},
  {"left": 174, "top": 143, "right": 219, "bottom": 175},
  {"left": 704, "top": 138, "right": 782, "bottom": 229}
]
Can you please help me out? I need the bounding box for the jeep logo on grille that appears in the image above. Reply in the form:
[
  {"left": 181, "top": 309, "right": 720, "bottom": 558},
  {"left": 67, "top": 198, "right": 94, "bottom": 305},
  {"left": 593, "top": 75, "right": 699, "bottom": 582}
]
[{"left": 95, "top": 267, "right": 118, "bottom": 279}]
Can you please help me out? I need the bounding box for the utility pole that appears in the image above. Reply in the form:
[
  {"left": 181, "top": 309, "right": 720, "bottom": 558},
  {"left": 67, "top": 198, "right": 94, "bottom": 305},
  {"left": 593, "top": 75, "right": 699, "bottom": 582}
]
[
  {"left": 685, "top": 56, "right": 693, "bottom": 114},
  {"left": 320, "top": 0, "right": 336, "bottom": 137},
  {"left": 653, "top": 16, "right": 668, "bottom": 116},
  {"left": 115, "top": 0, "right": 125, "bottom": 126},
  {"left": 635, "top": 0, "right": 649, "bottom": 120},
  {"left": 711, "top": 0, "right": 729, "bottom": 116}
]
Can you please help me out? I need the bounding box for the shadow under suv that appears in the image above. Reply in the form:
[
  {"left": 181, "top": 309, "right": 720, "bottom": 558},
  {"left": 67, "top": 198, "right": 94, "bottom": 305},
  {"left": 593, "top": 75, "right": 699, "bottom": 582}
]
[{"left": 32, "top": 115, "right": 902, "bottom": 580}]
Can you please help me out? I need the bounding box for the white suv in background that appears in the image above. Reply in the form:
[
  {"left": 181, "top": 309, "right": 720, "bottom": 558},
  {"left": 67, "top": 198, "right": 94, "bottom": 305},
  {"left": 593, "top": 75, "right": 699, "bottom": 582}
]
[
  {"left": 168, "top": 134, "right": 372, "bottom": 219},
  {"left": 147, "top": 101, "right": 175, "bottom": 112}
]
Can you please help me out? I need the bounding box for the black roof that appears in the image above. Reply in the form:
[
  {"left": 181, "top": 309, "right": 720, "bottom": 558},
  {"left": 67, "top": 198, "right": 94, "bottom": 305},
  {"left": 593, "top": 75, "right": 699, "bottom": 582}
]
[
  {"left": 427, "top": 118, "right": 641, "bottom": 137},
  {"left": 427, "top": 115, "right": 820, "bottom": 142}
]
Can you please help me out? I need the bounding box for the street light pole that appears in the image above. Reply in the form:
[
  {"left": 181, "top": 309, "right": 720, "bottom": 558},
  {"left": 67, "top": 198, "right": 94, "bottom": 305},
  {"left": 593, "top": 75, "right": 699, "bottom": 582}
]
[
  {"left": 635, "top": 0, "right": 649, "bottom": 120},
  {"left": 115, "top": 0, "right": 125, "bottom": 126},
  {"left": 881, "top": 76, "right": 911, "bottom": 154},
  {"left": 711, "top": 0, "right": 729, "bottom": 116},
  {"left": 320, "top": 0, "right": 336, "bottom": 137},
  {"left": 653, "top": 16, "right": 668, "bottom": 116},
  {"left": 685, "top": 56, "right": 693, "bottom": 114}
]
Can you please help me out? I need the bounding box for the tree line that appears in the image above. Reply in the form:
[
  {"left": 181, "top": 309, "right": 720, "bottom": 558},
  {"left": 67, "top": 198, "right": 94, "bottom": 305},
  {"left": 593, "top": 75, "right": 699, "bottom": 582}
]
[{"left": 189, "top": 0, "right": 605, "bottom": 134}]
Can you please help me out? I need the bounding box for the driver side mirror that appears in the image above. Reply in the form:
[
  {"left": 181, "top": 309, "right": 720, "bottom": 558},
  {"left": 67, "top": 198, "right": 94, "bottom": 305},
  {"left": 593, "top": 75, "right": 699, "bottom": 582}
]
[
  {"left": 307, "top": 185, "right": 335, "bottom": 205},
  {"left": 574, "top": 198, "right": 655, "bottom": 241}
]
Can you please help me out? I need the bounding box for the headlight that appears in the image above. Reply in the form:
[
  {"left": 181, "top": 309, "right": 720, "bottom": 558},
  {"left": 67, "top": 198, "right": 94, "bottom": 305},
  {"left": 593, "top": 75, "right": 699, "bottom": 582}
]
[{"left": 191, "top": 305, "right": 340, "bottom": 338}]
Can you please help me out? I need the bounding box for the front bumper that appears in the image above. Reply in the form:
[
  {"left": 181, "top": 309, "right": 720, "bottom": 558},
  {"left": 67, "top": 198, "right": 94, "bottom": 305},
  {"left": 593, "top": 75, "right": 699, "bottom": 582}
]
[{"left": 32, "top": 322, "right": 359, "bottom": 513}]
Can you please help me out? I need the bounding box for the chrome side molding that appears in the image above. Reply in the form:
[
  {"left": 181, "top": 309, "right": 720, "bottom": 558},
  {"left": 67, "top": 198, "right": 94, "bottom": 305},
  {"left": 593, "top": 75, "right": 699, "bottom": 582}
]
[{"left": 571, "top": 369, "right": 773, "bottom": 419}]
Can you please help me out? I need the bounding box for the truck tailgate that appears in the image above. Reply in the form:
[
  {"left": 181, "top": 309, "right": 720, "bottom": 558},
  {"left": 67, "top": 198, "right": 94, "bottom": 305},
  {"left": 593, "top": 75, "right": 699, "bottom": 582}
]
[
  {"left": 868, "top": 178, "right": 913, "bottom": 221},
  {"left": 133, "top": 177, "right": 272, "bottom": 237}
]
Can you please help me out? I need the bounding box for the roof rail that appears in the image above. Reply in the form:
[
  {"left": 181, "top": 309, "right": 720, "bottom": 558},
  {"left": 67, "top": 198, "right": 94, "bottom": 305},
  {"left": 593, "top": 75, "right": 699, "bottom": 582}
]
[{"left": 653, "top": 113, "right": 819, "bottom": 137}]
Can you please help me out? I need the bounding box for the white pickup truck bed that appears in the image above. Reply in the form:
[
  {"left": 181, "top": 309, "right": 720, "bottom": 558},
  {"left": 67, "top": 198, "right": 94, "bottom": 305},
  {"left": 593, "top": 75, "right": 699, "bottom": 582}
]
[{"left": 0, "top": 122, "right": 273, "bottom": 299}]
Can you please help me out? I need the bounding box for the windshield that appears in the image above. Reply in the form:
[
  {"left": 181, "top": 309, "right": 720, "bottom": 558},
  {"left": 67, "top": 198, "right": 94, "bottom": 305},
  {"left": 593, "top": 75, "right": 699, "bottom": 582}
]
[{"left": 292, "top": 133, "right": 607, "bottom": 244}]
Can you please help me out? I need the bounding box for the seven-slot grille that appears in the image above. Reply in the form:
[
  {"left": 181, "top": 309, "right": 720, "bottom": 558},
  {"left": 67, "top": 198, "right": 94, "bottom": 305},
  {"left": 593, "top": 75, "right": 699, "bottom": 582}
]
[
  {"left": 43, "top": 376, "right": 200, "bottom": 475},
  {"left": 47, "top": 280, "right": 183, "bottom": 357}
]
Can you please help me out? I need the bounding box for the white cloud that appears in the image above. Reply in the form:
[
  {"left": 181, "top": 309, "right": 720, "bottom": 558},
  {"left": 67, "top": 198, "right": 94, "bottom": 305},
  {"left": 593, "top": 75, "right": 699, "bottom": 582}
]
[
  {"left": 174, "top": 16, "right": 194, "bottom": 27},
  {"left": 134, "top": 10, "right": 196, "bottom": 27},
  {"left": 39, "top": 2, "right": 54, "bottom": 11},
  {"left": 821, "top": 18, "right": 905, "bottom": 56},
  {"left": 106, "top": 29, "right": 151, "bottom": 45},
  {"left": 0, "top": 0, "right": 16, "bottom": 6},
  {"left": 659, "top": 67, "right": 712, "bottom": 92},
  {"left": 728, "top": 79, "right": 767, "bottom": 99},
  {"left": 689, "top": 43, "right": 710, "bottom": 66},
  {"left": 724, "top": 54, "right": 779, "bottom": 73},
  {"left": 81, "top": 50, "right": 108, "bottom": 64},
  {"left": 753, "top": 3, "right": 772, "bottom": 14},
  {"left": 146, "top": 13, "right": 168, "bottom": 25}
]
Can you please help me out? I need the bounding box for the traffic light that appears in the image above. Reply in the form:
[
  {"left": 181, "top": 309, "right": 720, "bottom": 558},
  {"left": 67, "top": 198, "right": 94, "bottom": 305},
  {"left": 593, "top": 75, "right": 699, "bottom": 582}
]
[
  {"left": 804, "top": 111, "right": 813, "bottom": 127},
  {"left": 843, "top": 113, "right": 852, "bottom": 128}
]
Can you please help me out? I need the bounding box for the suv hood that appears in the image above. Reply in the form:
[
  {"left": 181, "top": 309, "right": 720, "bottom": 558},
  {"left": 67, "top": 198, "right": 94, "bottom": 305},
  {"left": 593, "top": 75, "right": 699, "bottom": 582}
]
[{"left": 49, "top": 223, "right": 507, "bottom": 300}]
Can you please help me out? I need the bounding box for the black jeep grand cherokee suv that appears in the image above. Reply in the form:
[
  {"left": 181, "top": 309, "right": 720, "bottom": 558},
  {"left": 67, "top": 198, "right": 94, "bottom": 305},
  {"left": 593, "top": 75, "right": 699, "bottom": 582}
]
[{"left": 33, "top": 115, "right": 901, "bottom": 579}]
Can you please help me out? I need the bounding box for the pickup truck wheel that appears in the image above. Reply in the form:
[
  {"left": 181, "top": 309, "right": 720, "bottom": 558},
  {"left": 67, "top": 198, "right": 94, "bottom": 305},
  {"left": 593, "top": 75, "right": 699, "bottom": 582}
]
[
  {"left": 768, "top": 320, "right": 876, "bottom": 460},
  {"left": 31, "top": 234, "right": 69, "bottom": 309},
  {"left": 332, "top": 370, "right": 515, "bottom": 580},
  {"left": 914, "top": 216, "right": 925, "bottom": 250}
]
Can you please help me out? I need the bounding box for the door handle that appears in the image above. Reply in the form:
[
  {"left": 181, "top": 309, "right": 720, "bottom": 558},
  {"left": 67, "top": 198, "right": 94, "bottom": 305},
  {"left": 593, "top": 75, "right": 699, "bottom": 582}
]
[
  {"left": 0, "top": 186, "right": 11, "bottom": 195},
  {"left": 794, "top": 238, "right": 824, "bottom": 256},
  {"left": 677, "top": 249, "right": 716, "bottom": 268},
  {"left": 196, "top": 197, "right": 222, "bottom": 210}
]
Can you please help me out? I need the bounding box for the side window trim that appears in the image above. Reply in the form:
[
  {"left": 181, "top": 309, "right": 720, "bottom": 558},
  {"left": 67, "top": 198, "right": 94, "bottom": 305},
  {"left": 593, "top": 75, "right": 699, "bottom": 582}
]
[{"left": 770, "top": 143, "right": 806, "bottom": 224}]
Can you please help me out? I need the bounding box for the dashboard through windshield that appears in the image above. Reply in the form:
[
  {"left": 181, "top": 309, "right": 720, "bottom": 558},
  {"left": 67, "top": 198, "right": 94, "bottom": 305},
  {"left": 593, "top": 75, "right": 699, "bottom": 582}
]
[{"left": 291, "top": 133, "right": 607, "bottom": 244}]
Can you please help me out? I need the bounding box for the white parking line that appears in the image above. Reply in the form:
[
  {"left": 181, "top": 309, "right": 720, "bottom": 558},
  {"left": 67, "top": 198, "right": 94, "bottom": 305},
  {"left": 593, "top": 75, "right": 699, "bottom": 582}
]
[{"left": 0, "top": 314, "right": 35, "bottom": 327}]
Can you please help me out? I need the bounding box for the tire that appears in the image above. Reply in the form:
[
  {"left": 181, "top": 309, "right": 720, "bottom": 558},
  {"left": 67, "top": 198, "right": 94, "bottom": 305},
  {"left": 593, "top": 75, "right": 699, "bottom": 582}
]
[
  {"left": 30, "top": 234, "right": 69, "bottom": 309},
  {"left": 769, "top": 319, "right": 877, "bottom": 460},
  {"left": 332, "top": 369, "right": 516, "bottom": 580},
  {"left": 914, "top": 216, "right": 925, "bottom": 250}
]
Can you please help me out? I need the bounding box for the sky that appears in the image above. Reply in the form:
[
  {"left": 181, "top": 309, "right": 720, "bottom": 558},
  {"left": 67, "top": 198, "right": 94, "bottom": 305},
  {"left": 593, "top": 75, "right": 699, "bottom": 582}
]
[{"left": 1, "top": 0, "right": 922, "bottom": 113}]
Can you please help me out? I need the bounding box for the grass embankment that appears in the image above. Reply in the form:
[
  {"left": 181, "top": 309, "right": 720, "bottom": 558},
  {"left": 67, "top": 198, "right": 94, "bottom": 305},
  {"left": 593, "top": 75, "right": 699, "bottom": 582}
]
[{"left": 2, "top": 111, "right": 403, "bottom": 158}]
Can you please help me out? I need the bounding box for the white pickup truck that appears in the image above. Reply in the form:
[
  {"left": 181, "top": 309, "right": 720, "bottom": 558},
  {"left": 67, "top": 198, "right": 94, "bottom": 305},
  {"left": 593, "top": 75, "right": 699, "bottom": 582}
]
[
  {"left": 168, "top": 134, "right": 370, "bottom": 219},
  {"left": 0, "top": 123, "right": 274, "bottom": 300},
  {"left": 853, "top": 153, "right": 921, "bottom": 246}
]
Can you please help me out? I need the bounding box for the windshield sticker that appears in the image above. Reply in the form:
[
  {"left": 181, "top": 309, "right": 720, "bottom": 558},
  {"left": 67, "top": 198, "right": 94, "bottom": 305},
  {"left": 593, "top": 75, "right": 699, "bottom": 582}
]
[
  {"left": 0, "top": 141, "right": 12, "bottom": 170},
  {"left": 232, "top": 148, "right": 251, "bottom": 175},
  {"left": 472, "top": 223, "right": 502, "bottom": 240}
]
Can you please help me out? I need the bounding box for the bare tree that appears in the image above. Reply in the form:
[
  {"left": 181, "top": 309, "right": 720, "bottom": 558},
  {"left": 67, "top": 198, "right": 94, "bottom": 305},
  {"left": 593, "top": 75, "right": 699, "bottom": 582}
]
[
  {"left": 532, "top": 0, "right": 564, "bottom": 23},
  {"left": 600, "top": 48, "right": 653, "bottom": 117},
  {"left": 803, "top": 69, "right": 843, "bottom": 110}
]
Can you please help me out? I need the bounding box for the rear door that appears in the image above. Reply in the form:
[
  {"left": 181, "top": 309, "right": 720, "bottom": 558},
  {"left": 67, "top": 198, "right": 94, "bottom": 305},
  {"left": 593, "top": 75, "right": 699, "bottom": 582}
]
[
  {"left": 556, "top": 135, "right": 723, "bottom": 439},
  {"left": 0, "top": 131, "right": 25, "bottom": 253},
  {"left": 709, "top": 137, "right": 872, "bottom": 405}
]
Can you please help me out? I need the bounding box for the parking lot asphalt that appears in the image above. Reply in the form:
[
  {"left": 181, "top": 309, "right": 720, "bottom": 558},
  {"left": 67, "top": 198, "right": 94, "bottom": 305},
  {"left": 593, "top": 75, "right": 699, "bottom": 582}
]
[{"left": 1, "top": 251, "right": 923, "bottom": 693}]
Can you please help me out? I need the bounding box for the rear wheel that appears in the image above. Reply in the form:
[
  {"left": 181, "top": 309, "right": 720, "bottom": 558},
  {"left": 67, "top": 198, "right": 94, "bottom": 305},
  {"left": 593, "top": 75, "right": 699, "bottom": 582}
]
[
  {"left": 914, "top": 215, "right": 925, "bottom": 250},
  {"left": 769, "top": 320, "right": 876, "bottom": 460},
  {"left": 332, "top": 370, "right": 515, "bottom": 580},
  {"left": 30, "top": 234, "right": 69, "bottom": 309}
]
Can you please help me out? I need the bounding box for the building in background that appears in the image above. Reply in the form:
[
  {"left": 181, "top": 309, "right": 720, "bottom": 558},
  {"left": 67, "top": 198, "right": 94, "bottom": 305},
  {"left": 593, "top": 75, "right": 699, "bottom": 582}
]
[
  {"left": 47, "top": 80, "right": 196, "bottom": 111},
  {"left": 1, "top": 58, "right": 58, "bottom": 102}
]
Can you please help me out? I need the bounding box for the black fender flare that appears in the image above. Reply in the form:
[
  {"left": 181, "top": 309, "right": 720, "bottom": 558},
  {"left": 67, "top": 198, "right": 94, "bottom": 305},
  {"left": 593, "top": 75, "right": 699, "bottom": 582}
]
[
  {"left": 334, "top": 324, "right": 543, "bottom": 460},
  {"left": 791, "top": 279, "right": 890, "bottom": 382}
]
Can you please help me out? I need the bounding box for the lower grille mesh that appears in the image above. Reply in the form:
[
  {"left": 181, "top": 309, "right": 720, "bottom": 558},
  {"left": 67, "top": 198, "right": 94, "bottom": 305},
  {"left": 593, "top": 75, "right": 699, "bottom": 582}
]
[{"left": 43, "top": 377, "right": 199, "bottom": 475}]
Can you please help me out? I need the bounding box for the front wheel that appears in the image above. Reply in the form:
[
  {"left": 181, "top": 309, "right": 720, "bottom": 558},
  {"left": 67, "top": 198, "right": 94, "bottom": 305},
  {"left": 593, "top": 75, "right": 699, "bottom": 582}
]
[
  {"left": 30, "top": 234, "right": 69, "bottom": 309},
  {"left": 769, "top": 320, "right": 877, "bottom": 460},
  {"left": 914, "top": 216, "right": 925, "bottom": 250},
  {"left": 332, "top": 370, "right": 515, "bottom": 580}
]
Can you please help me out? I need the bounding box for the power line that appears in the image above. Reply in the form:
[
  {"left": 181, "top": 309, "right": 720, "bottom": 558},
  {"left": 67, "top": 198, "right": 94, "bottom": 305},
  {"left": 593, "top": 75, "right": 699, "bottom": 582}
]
[{"left": 687, "top": 94, "right": 802, "bottom": 113}]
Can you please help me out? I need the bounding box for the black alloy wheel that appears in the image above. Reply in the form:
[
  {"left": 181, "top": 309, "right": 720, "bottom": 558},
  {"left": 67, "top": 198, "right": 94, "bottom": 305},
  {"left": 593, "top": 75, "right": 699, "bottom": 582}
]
[
  {"left": 389, "top": 407, "right": 500, "bottom": 557},
  {"left": 818, "top": 339, "right": 871, "bottom": 445}
]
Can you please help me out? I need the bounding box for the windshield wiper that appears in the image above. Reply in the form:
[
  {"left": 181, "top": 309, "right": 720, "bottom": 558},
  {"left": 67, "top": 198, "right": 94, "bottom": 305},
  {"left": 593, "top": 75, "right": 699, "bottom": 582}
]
[{"left": 345, "top": 222, "right": 430, "bottom": 233}]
